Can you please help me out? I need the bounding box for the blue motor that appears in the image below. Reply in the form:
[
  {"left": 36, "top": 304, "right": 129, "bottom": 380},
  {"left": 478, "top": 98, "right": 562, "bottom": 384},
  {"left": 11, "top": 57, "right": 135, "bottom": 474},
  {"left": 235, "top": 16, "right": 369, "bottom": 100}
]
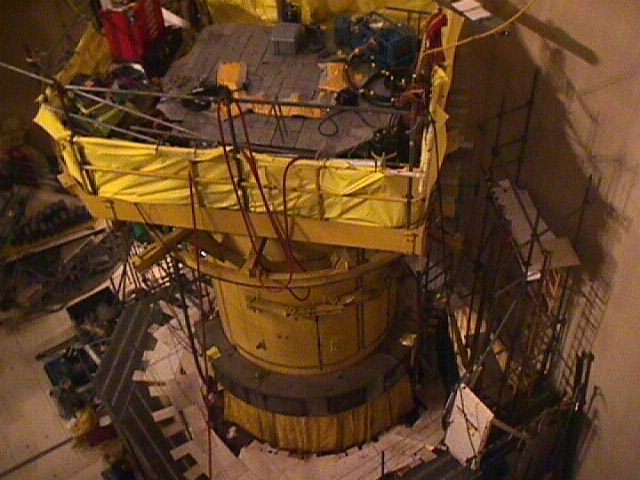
[
  {"left": 375, "top": 29, "right": 418, "bottom": 70},
  {"left": 334, "top": 15, "right": 376, "bottom": 49},
  {"left": 334, "top": 14, "right": 418, "bottom": 69}
]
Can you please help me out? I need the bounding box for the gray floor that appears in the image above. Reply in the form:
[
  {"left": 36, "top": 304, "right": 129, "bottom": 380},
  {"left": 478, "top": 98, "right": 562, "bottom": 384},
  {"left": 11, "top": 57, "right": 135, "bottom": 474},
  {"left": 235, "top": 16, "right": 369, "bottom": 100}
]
[
  {"left": 158, "top": 23, "right": 390, "bottom": 155},
  {"left": 0, "top": 311, "right": 108, "bottom": 480}
]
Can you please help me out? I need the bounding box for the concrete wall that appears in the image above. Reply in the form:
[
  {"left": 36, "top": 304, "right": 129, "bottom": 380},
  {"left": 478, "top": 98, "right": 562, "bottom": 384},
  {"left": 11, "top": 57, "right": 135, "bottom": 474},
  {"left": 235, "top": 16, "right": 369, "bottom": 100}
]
[
  {"left": 468, "top": 1, "right": 640, "bottom": 478},
  {"left": 0, "top": 0, "right": 86, "bottom": 151}
]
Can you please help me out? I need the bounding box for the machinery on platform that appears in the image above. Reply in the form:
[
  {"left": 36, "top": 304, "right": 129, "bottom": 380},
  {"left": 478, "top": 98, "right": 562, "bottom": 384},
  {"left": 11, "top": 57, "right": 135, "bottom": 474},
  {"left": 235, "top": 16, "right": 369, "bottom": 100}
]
[{"left": 335, "top": 12, "right": 420, "bottom": 69}]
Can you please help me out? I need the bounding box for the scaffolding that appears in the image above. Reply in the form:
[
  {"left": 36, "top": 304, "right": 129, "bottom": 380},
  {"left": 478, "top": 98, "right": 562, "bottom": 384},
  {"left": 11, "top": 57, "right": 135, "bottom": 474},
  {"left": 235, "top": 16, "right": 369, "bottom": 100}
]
[{"left": 422, "top": 69, "right": 590, "bottom": 418}]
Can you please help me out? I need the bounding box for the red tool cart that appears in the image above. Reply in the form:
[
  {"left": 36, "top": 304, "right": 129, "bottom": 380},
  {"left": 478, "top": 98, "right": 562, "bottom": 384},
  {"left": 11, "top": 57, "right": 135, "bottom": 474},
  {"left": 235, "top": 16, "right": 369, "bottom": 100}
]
[{"left": 101, "top": 0, "right": 165, "bottom": 62}]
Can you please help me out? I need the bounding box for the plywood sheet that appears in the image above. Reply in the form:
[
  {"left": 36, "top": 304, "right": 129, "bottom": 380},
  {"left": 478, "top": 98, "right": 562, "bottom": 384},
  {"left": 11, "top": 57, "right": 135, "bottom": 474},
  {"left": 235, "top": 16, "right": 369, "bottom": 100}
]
[{"left": 444, "top": 384, "right": 494, "bottom": 466}]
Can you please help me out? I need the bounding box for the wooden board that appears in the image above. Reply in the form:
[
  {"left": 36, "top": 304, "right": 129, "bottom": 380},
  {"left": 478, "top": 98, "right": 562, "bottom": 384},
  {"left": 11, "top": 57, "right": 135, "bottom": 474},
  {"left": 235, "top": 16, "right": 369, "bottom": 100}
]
[
  {"left": 444, "top": 384, "right": 494, "bottom": 466},
  {"left": 492, "top": 179, "right": 580, "bottom": 280}
]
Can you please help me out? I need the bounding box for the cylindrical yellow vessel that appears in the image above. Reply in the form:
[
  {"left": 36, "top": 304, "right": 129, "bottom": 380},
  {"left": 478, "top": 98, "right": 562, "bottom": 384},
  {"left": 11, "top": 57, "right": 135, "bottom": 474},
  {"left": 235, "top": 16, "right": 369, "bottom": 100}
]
[
  {"left": 212, "top": 251, "right": 401, "bottom": 375},
  {"left": 192, "top": 240, "right": 416, "bottom": 453}
]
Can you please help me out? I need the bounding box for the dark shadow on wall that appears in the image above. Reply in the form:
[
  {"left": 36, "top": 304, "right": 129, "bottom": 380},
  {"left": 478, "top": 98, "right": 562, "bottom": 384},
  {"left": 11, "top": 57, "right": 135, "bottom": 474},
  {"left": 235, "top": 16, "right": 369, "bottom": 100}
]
[
  {"left": 484, "top": 0, "right": 599, "bottom": 65},
  {"left": 453, "top": 22, "right": 631, "bottom": 476},
  {"left": 0, "top": 0, "right": 87, "bottom": 153},
  {"left": 469, "top": 32, "right": 633, "bottom": 282},
  {"left": 574, "top": 384, "right": 605, "bottom": 473},
  {"left": 450, "top": 18, "right": 621, "bottom": 317}
]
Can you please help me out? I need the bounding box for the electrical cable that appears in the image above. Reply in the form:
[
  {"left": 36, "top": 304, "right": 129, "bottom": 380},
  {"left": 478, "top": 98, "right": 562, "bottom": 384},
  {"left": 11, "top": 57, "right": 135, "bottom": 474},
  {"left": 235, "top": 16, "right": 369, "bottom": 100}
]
[
  {"left": 1, "top": 20, "right": 516, "bottom": 472},
  {"left": 0, "top": 59, "right": 411, "bottom": 163},
  {"left": 214, "top": 99, "right": 308, "bottom": 299},
  {"left": 214, "top": 101, "right": 263, "bottom": 259},
  {"left": 281, "top": 157, "right": 312, "bottom": 301},
  {"left": 165, "top": 315, "right": 197, "bottom": 353},
  {"left": 186, "top": 169, "right": 217, "bottom": 480},
  {"left": 234, "top": 102, "right": 310, "bottom": 301},
  {"left": 343, "top": 40, "right": 417, "bottom": 109},
  {"left": 0, "top": 58, "right": 409, "bottom": 116},
  {"left": 0, "top": 33, "right": 440, "bottom": 303},
  {"left": 317, "top": 113, "right": 339, "bottom": 137},
  {"left": 344, "top": 58, "right": 395, "bottom": 108},
  {"left": 318, "top": 109, "right": 386, "bottom": 137},
  {"left": 329, "top": 114, "right": 453, "bottom": 480},
  {"left": 0, "top": 65, "right": 320, "bottom": 303},
  {"left": 172, "top": 257, "right": 208, "bottom": 386},
  {"left": 187, "top": 169, "right": 213, "bottom": 427}
]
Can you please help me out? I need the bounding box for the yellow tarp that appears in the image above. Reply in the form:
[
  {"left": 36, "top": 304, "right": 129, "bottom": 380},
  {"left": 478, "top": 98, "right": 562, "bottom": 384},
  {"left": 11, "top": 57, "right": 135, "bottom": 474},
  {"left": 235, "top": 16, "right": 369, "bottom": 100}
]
[
  {"left": 223, "top": 375, "right": 415, "bottom": 452},
  {"left": 206, "top": 0, "right": 440, "bottom": 24},
  {"left": 206, "top": 0, "right": 279, "bottom": 23},
  {"left": 34, "top": 111, "right": 421, "bottom": 226}
]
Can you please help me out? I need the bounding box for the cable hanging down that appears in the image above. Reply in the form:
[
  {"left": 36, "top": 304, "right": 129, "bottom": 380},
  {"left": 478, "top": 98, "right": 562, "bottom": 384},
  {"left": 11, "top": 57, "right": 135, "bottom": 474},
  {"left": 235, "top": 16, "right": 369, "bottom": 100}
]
[{"left": 215, "top": 99, "right": 310, "bottom": 301}]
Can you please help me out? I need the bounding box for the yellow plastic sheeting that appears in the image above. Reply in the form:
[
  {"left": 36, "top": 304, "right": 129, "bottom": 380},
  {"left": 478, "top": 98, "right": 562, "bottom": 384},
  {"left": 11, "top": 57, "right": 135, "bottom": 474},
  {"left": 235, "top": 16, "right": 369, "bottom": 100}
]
[
  {"left": 442, "top": 9, "right": 464, "bottom": 76},
  {"left": 35, "top": 109, "right": 236, "bottom": 205},
  {"left": 244, "top": 156, "right": 421, "bottom": 226},
  {"left": 243, "top": 155, "right": 320, "bottom": 219},
  {"left": 35, "top": 107, "right": 90, "bottom": 184},
  {"left": 34, "top": 106, "right": 70, "bottom": 143},
  {"left": 241, "top": 156, "right": 420, "bottom": 227},
  {"left": 417, "top": 8, "right": 464, "bottom": 199},
  {"left": 206, "top": 0, "right": 438, "bottom": 24},
  {"left": 79, "top": 138, "right": 240, "bottom": 206},
  {"left": 35, "top": 104, "right": 420, "bottom": 227},
  {"left": 223, "top": 375, "right": 415, "bottom": 452},
  {"left": 421, "top": 65, "right": 450, "bottom": 167},
  {"left": 206, "top": 0, "right": 279, "bottom": 23},
  {"left": 320, "top": 166, "right": 423, "bottom": 226},
  {"left": 420, "top": 103, "right": 449, "bottom": 201},
  {"left": 56, "top": 25, "right": 112, "bottom": 85},
  {"left": 300, "top": 0, "right": 439, "bottom": 24}
]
